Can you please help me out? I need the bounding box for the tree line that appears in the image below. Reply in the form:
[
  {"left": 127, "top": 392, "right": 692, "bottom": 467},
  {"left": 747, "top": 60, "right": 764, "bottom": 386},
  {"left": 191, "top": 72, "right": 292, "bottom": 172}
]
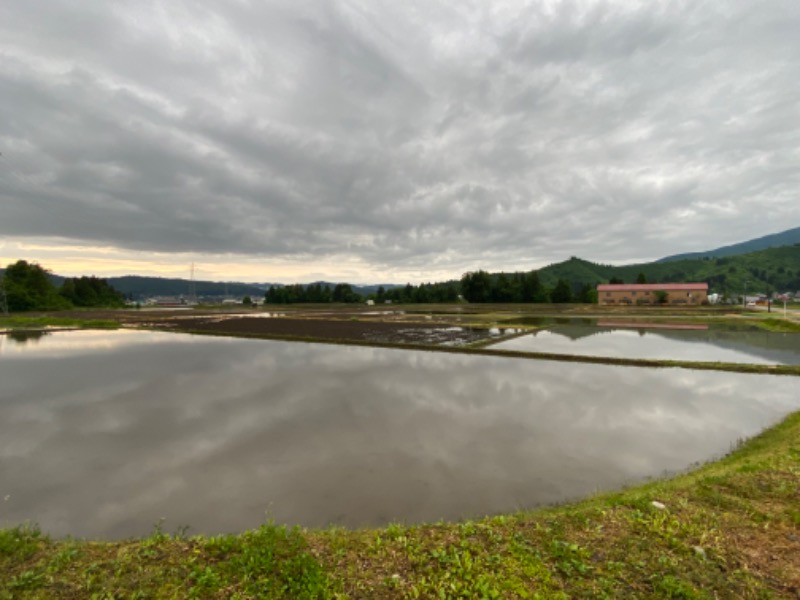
[
  {"left": 1, "top": 260, "right": 125, "bottom": 311},
  {"left": 264, "top": 282, "right": 362, "bottom": 304},
  {"left": 459, "top": 270, "right": 596, "bottom": 304},
  {"left": 262, "top": 270, "right": 597, "bottom": 305}
]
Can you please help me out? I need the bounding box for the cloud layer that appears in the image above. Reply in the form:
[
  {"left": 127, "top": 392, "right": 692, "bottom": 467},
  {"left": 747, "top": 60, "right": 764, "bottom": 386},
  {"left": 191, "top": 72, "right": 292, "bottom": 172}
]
[{"left": 1, "top": 1, "right": 798, "bottom": 281}]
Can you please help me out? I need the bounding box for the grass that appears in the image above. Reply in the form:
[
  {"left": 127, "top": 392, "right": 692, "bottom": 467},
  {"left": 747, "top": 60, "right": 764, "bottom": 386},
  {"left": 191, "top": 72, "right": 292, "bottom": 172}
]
[
  {"left": 0, "top": 524, "right": 331, "bottom": 599},
  {"left": 0, "top": 316, "right": 119, "bottom": 330},
  {"left": 757, "top": 318, "right": 800, "bottom": 333},
  {"left": 3, "top": 411, "right": 800, "bottom": 598}
]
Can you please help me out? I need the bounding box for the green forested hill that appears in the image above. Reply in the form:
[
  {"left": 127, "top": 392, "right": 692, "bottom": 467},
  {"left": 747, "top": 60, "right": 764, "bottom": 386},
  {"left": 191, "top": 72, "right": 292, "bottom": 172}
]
[{"left": 537, "top": 245, "right": 800, "bottom": 297}]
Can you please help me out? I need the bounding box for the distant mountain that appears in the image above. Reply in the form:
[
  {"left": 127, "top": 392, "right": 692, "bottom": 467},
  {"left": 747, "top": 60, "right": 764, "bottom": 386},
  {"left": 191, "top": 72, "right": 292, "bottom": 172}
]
[
  {"left": 537, "top": 245, "right": 800, "bottom": 296},
  {"left": 106, "top": 276, "right": 272, "bottom": 299},
  {"left": 125, "top": 278, "right": 403, "bottom": 300},
  {"left": 657, "top": 226, "right": 800, "bottom": 263}
]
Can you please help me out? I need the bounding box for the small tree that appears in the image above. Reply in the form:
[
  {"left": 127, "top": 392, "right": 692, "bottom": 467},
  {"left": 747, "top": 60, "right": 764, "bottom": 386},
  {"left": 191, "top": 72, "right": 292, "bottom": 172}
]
[
  {"left": 576, "top": 283, "right": 597, "bottom": 304},
  {"left": 60, "top": 276, "right": 124, "bottom": 307},
  {"left": 636, "top": 272, "right": 647, "bottom": 284},
  {"left": 332, "top": 283, "right": 360, "bottom": 303},
  {"left": 2, "top": 260, "right": 70, "bottom": 311},
  {"left": 491, "top": 273, "right": 514, "bottom": 302},
  {"left": 460, "top": 270, "right": 492, "bottom": 303},
  {"left": 520, "top": 271, "right": 546, "bottom": 303},
  {"left": 654, "top": 290, "right": 669, "bottom": 305},
  {"left": 551, "top": 279, "right": 574, "bottom": 303}
]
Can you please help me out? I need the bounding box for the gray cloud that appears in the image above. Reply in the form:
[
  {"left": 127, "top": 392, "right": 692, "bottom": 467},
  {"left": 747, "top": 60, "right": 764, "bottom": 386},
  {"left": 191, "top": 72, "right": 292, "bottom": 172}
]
[{"left": 1, "top": 0, "right": 798, "bottom": 279}]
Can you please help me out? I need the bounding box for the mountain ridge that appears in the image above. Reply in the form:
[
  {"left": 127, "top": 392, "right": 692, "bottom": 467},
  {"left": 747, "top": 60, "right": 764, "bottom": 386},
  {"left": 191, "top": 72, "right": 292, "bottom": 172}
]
[{"left": 657, "top": 226, "right": 800, "bottom": 263}]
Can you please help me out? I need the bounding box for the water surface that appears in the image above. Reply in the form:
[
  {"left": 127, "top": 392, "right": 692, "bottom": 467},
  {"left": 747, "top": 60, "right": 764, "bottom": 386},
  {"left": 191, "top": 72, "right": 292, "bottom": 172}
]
[
  {"left": 490, "top": 325, "right": 800, "bottom": 365},
  {"left": 1, "top": 330, "right": 798, "bottom": 539}
]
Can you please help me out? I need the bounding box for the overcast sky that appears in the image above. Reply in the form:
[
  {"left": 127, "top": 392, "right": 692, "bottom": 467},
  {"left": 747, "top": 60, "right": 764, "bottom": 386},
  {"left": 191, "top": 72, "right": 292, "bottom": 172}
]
[{"left": 1, "top": 1, "right": 798, "bottom": 283}]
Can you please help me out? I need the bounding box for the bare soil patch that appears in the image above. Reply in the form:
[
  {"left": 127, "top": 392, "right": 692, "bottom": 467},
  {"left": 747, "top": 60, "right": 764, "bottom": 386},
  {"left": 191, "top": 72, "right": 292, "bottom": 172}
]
[{"left": 144, "top": 314, "right": 493, "bottom": 346}]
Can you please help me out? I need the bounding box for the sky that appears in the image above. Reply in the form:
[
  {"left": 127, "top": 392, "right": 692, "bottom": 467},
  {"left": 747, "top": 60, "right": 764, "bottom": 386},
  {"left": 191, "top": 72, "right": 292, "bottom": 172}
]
[{"left": 1, "top": 1, "right": 798, "bottom": 284}]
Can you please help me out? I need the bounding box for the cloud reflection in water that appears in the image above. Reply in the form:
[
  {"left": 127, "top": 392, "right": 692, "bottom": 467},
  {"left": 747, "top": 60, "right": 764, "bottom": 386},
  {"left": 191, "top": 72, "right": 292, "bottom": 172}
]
[{"left": 1, "top": 330, "right": 798, "bottom": 539}]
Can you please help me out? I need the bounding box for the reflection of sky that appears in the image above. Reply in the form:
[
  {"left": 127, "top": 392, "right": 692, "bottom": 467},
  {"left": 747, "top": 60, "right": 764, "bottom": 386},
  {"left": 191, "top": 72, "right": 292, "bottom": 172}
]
[
  {"left": 0, "top": 329, "right": 205, "bottom": 359},
  {"left": 492, "top": 328, "right": 800, "bottom": 365},
  {"left": 1, "top": 330, "right": 799, "bottom": 539}
]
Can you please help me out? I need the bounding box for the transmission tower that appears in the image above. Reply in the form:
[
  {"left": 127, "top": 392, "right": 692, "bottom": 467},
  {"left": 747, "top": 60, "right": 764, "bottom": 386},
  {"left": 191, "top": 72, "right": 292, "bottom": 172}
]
[{"left": 188, "top": 263, "right": 197, "bottom": 305}]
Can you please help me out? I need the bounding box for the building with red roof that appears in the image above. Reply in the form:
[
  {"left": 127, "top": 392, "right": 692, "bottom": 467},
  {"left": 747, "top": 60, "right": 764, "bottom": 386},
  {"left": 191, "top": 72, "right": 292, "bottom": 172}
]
[{"left": 596, "top": 283, "right": 708, "bottom": 306}]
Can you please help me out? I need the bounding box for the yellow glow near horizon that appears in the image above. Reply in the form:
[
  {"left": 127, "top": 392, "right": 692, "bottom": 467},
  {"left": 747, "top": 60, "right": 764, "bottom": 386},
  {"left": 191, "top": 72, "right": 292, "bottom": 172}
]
[{"left": 0, "top": 238, "right": 463, "bottom": 284}]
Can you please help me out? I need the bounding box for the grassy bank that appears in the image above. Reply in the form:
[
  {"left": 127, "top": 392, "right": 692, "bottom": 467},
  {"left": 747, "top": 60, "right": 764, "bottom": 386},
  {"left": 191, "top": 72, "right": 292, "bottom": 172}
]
[
  {"left": 3, "top": 412, "right": 799, "bottom": 598},
  {"left": 758, "top": 318, "right": 800, "bottom": 333},
  {"left": 0, "top": 316, "right": 119, "bottom": 331}
]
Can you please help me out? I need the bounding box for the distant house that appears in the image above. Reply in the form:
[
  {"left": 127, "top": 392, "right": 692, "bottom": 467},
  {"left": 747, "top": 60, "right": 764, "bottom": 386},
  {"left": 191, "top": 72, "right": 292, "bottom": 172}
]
[
  {"left": 147, "top": 296, "right": 188, "bottom": 307},
  {"left": 596, "top": 283, "right": 709, "bottom": 306}
]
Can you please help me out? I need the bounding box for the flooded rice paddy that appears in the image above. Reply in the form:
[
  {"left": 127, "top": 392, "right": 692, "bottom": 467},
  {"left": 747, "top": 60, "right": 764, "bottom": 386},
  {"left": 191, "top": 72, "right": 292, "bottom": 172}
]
[
  {"left": 490, "top": 323, "right": 800, "bottom": 365},
  {"left": 1, "top": 329, "right": 799, "bottom": 539}
]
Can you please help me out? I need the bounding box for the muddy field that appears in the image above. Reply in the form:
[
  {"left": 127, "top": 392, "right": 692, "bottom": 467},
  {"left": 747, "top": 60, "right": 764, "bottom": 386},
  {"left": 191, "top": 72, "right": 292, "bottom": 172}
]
[
  {"left": 18, "top": 306, "right": 506, "bottom": 345},
  {"left": 139, "top": 314, "right": 498, "bottom": 346}
]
